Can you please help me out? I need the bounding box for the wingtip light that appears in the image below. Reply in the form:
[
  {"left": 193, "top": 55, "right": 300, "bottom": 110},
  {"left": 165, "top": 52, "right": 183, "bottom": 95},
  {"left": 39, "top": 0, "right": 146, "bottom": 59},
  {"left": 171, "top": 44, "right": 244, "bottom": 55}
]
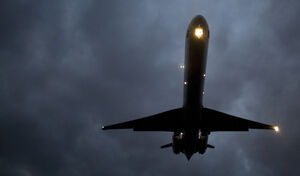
[{"left": 273, "top": 126, "right": 279, "bottom": 133}]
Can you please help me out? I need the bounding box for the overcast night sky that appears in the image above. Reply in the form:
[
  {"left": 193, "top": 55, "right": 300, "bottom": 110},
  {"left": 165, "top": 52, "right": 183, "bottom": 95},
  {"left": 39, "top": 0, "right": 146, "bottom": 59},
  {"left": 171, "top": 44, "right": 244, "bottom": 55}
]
[{"left": 1, "top": 0, "right": 300, "bottom": 175}]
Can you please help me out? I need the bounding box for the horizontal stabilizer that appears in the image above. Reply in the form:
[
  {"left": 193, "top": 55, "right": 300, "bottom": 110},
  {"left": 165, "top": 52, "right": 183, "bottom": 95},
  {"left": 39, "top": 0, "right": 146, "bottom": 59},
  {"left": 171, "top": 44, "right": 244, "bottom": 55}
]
[
  {"left": 160, "top": 143, "right": 172, "bottom": 149},
  {"left": 207, "top": 144, "right": 215, "bottom": 149}
]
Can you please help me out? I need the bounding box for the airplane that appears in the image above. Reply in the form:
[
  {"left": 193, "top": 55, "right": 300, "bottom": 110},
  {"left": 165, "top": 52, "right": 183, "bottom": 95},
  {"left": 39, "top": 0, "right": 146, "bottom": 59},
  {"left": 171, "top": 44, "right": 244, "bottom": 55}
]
[{"left": 102, "top": 15, "right": 279, "bottom": 160}]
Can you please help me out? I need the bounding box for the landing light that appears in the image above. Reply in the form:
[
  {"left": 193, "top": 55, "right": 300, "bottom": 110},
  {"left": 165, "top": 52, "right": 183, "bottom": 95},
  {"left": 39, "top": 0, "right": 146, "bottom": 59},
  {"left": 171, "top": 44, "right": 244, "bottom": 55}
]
[
  {"left": 273, "top": 126, "right": 279, "bottom": 133},
  {"left": 194, "top": 27, "right": 203, "bottom": 39}
]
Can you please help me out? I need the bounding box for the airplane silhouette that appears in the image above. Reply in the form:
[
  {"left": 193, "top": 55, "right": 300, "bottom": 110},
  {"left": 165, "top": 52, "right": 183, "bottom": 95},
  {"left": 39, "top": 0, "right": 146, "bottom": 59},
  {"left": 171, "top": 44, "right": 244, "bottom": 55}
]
[{"left": 102, "top": 15, "right": 279, "bottom": 160}]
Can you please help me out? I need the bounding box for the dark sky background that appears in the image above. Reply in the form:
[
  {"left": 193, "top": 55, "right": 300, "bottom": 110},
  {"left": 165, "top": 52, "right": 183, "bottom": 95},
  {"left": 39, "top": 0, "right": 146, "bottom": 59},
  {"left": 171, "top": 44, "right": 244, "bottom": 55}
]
[{"left": 1, "top": 0, "right": 300, "bottom": 175}]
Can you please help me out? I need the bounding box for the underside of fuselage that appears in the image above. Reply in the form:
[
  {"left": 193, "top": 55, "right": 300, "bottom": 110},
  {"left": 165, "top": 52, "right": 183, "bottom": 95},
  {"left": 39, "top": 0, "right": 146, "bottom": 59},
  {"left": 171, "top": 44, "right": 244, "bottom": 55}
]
[
  {"left": 181, "top": 15, "right": 210, "bottom": 158},
  {"left": 184, "top": 15, "right": 209, "bottom": 110}
]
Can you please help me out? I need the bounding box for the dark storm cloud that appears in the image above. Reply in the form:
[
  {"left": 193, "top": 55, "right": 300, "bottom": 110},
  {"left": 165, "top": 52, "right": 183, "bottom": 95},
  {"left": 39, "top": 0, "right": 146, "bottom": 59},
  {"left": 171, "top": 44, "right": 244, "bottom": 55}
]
[{"left": 1, "top": 0, "right": 300, "bottom": 175}]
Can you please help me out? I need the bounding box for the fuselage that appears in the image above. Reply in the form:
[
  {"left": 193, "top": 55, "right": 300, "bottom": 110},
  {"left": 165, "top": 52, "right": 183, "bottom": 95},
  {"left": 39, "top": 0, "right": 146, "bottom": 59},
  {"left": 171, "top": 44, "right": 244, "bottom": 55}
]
[
  {"left": 173, "top": 15, "right": 209, "bottom": 159},
  {"left": 184, "top": 15, "right": 209, "bottom": 110}
]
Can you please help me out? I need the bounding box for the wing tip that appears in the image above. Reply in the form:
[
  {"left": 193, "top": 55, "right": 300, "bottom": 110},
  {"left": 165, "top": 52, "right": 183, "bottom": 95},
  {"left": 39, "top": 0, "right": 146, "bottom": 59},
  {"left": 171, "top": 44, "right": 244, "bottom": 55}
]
[{"left": 273, "top": 126, "right": 280, "bottom": 133}]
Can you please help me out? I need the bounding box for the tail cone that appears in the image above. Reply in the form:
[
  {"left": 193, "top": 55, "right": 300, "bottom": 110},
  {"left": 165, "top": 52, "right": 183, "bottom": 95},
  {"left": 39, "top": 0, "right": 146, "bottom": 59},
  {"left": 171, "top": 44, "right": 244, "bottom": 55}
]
[{"left": 185, "top": 153, "right": 193, "bottom": 161}]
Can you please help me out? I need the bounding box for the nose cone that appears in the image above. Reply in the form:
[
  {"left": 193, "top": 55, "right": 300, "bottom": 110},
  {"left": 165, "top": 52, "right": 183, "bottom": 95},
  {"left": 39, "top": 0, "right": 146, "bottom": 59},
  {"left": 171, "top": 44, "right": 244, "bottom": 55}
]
[
  {"left": 190, "top": 15, "right": 208, "bottom": 28},
  {"left": 187, "top": 15, "right": 209, "bottom": 40}
]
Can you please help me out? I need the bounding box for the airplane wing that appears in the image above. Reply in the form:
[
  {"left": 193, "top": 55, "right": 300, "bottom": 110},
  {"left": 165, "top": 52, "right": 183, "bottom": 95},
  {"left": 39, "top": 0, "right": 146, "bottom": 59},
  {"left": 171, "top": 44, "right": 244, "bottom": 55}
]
[
  {"left": 203, "top": 108, "right": 275, "bottom": 132},
  {"left": 102, "top": 108, "right": 184, "bottom": 131},
  {"left": 102, "top": 107, "right": 276, "bottom": 132}
]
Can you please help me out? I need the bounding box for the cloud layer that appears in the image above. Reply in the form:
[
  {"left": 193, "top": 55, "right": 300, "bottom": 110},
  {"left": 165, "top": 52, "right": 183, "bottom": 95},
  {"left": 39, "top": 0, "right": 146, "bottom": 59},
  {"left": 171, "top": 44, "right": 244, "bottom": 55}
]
[{"left": 1, "top": 0, "right": 300, "bottom": 175}]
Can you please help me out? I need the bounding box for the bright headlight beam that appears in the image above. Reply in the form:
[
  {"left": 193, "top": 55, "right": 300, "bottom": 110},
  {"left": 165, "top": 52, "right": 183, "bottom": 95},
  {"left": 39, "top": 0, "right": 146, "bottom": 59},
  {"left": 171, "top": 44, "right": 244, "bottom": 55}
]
[{"left": 194, "top": 27, "right": 203, "bottom": 39}]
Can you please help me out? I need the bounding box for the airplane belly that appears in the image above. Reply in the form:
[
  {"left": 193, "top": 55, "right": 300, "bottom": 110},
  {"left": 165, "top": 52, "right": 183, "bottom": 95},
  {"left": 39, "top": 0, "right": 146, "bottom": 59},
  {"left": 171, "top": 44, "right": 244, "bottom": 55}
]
[{"left": 183, "top": 33, "right": 208, "bottom": 110}]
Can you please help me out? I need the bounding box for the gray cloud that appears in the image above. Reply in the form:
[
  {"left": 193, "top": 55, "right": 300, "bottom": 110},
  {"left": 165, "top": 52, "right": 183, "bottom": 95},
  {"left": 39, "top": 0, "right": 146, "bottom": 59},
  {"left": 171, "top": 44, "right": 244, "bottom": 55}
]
[{"left": 1, "top": 0, "right": 300, "bottom": 175}]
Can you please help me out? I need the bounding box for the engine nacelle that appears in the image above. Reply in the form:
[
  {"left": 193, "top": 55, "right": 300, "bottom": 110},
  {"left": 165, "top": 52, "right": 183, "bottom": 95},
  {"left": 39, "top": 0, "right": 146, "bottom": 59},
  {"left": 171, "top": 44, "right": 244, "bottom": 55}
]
[
  {"left": 172, "top": 132, "right": 183, "bottom": 154},
  {"left": 197, "top": 134, "right": 208, "bottom": 154}
]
